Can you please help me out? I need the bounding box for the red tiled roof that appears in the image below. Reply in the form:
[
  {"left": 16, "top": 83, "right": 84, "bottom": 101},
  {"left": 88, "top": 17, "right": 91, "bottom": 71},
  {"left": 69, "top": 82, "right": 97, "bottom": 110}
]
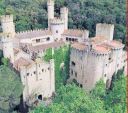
[
  {"left": 14, "top": 57, "right": 34, "bottom": 70},
  {"left": 105, "top": 40, "right": 124, "bottom": 49},
  {"left": 92, "top": 45, "right": 110, "bottom": 54},
  {"left": 91, "top": 36, "right": 107, "bottom": 44},
  {"left": 71, "top": 43, "right": 87, "bottom": 50},
  {"left": 62, "top": 29, "right": 84, "bottom": 37}
]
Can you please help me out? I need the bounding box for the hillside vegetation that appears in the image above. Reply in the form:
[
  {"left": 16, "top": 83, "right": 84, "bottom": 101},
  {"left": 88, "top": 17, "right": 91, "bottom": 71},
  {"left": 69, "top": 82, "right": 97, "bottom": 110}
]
[{"left": 0, "top": 0, "right": 126, "bottom": 43}]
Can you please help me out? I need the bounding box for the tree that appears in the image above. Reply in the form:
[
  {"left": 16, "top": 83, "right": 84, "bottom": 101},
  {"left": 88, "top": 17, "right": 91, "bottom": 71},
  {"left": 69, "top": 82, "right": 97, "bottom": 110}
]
[
  {"left": 0, "top": 66, "right": 23, "bottom": 113},
  {"left": 1, "top": 57, "right": 9, "bottom": 66},
  {"left": 30, "top": 84, "right": 106, "bottom": 113},
  {"left": 104, "top": 75, "right": 126, "bottom": 113}
]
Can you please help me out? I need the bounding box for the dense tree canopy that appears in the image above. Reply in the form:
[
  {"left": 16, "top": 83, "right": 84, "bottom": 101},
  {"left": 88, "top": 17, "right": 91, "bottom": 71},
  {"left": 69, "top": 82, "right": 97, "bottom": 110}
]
[
  {"left": 32, "top": 46, "right": 126, "bottom": 113},
  {"left": 0, "top": 66, "right": 23, "bottom": 113},
  {"left": 0, "top": 0, "right": 126, "bottom": 43},
  {"left": 30, "top": 74, "right": 126, "bottom": 113}
]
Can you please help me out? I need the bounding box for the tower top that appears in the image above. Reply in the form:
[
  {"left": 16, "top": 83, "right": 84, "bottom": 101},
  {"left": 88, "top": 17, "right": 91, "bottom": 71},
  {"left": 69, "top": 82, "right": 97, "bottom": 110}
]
[
  {"left": 47, "top": 0, "right": 54, "bottom": 5},
  {"left": 60, "top": 7, "right": 68, "bottom": 13},
  {"left": 0, "top": 15, "right": 13, "bottom": 23},
  {"left": 50, "top": 18, "right": 64, "bottom": 25}
]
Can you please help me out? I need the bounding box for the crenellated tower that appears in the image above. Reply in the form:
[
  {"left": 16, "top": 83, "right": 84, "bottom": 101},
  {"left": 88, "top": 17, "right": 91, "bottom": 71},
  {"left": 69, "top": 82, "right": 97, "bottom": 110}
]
[
  {"left": 0, "top": 15, "right": 15, "bottom": 38},
  {"left": 60, "top": 7, "right": 68, "bottom": 30},
  {"left": 47, "top": 0, "right": 54, "bottom": 29},
  {"left": 0, "top": 15, "right": 15, "bottom": 63}
]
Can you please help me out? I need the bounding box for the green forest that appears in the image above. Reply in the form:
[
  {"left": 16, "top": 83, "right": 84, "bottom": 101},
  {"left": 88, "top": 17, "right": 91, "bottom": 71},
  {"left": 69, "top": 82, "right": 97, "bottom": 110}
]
[
  {"left": 0, "top": 0, "right": 126, "bottom": 113},
  {"left": 0, "top": 0, "right": 126, "bottom": 43},
  {"left": 31, "top": 46, "right": 126, "bottom": 113}
]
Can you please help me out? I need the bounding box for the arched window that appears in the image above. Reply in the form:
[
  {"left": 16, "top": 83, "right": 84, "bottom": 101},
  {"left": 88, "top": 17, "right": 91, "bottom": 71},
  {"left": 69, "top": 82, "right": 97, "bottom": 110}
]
[{"left": 38, "top": 95, "right": 42, "bottom": 100}]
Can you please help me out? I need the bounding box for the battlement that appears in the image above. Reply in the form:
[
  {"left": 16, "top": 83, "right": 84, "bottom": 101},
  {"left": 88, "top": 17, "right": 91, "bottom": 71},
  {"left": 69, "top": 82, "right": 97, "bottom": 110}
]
[
  {"left": 60, "top": 7, "right": 68, "bottom": 13},
  {"left": 0, "top": 15, "right": 13, "bottom": 23},
  {"left": 50, "top": 18, "right": 64, "bottom": 25},
  {"left": 16, "top": 28, "right": 49, "bottom": 34},
  {"left": 47, "top": 0, "right": 54, "bottom": 5},
  {"left": 16, "top": 29, "right": 52, "bottom": 39}
]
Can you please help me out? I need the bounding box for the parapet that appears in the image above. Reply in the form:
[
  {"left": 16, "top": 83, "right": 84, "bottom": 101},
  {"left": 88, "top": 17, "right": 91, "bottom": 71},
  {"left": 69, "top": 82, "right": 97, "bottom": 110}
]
[
  {"left": 50, "top": 18, "right": 64, "bottom": 25},
  {"left": 0, "top": 15, "right": 14, "bottom": 23},
  {"left": 60, "top": 7, "right": 69, "bottom": 13},
  {"left": 47, "top": 0, "right": 54, "bottom": 5}
]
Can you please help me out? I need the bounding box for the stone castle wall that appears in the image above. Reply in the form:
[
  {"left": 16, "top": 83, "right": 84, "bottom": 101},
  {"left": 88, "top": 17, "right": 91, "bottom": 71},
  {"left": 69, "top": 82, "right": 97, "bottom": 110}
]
[{"left": 20, "top": 59, "right": 55, "bottom": 105}]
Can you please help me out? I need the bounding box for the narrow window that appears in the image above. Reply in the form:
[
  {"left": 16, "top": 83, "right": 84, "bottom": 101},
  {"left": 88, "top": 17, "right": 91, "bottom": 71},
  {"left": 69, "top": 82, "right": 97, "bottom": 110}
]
[
  {"left": 27, "top": 73, "right": 29, "bottom": 76},
  {"left": 71, "top": 70, "right": 73, "bottom": 75},
  {"left": 75, "top": 72, "right": 77, "bottom": 77},
  {"left": 71, "top": 61, "right": 76, "bottom": 66}
]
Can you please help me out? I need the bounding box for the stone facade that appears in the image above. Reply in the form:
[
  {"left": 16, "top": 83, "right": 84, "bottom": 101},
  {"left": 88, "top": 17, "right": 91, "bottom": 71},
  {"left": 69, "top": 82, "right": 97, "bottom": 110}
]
[
  {"left": 0, "top": 0, "right": 126, "bottom": 105},
  {"left": 69, "top": 28, "right": 126, "bottom": 91}
]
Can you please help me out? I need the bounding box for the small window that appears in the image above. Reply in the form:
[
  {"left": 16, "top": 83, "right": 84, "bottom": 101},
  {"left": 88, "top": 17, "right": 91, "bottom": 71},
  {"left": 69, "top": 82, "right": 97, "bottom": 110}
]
[
  {"left": 56, "top": 30, "right": 58, "bottom": 33},
  {"left": 109, "top": 57, "right": 111, "bottom": 60},
  {"left": 36, "top": 39, "right": 40, "bottom": 43},
  {"left": 48, "top": 67, "right": 50, "bottom": 70},
  {"left": 27, "top": 73, "right": 29, "bottom": 76},
  {"left": 34, "top": 71, "right": 36, "bottom": 74},
  {"left": 66, "top": 37, "right": 68, "bottom": 41},
  {"left": 69, "top": 38, "right": 71, "bottom": 41},
  {"left": 47, "top": 37, "right": 50, "bottom": 41},
  {"left": 104, "top": 74, "right": 107, "bottom": 77},
  {"left": 42, "top": 69, "right": 44, "bottom": 72},
  {"left": 106, "top": 64, "right": 107, "bottom": 66},
  {"left": 72, "top": 38, "right": 75, "bottom": 42}
]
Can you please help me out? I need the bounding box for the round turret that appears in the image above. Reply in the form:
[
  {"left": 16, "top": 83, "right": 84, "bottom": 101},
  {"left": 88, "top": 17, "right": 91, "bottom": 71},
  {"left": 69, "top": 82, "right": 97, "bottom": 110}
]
[{"left": 50, "top": 18, "right": 65, "bottom": 41}]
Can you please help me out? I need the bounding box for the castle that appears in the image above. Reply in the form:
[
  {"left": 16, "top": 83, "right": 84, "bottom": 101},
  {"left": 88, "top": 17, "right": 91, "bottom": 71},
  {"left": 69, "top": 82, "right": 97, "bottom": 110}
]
[{"left": 0, "top": 0, "right": 126, "bottom": 106}]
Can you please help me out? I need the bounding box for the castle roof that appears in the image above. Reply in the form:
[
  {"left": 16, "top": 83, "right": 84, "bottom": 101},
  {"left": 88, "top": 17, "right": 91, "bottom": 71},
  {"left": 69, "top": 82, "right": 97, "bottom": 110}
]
[
  {"left": 16, "top": 29, "right": 52, "bottom": 39},
  {"left": 92, "top": 45, "right": 111, "bottom": 54},
  {"left": 28, "top": 41, "right": 65, "bottom": 52},
  {"left": 62, "top": 29, "right": 84, "bottom": 37},
  {"left": 71, "top": 43, "right": 87, "bottom": 50},
  {"left": 104, "top": 40, "right": 124, "bottom": 49},
  {"left": 14, "top": 57, "right": 34, "bottom": 71},
  {"left": 91, "top": 36, "right": 107, "bottom": 44}
]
